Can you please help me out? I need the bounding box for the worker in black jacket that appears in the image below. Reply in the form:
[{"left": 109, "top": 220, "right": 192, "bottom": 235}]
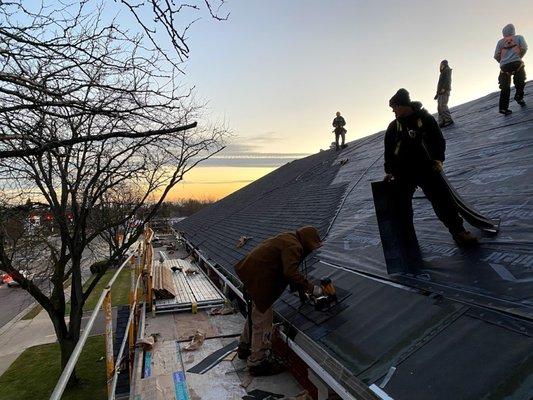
[
  {"left": 384, "top": 88, "right": 477, "bottom": 247},
  {"left": 434, "top": 60, "right": 454, "bottom": 128},
  {"left": 332, "top": 111, "right": 347, "bottom": 150}
]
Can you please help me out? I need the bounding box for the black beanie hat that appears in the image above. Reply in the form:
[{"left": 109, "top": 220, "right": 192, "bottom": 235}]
[{"left": 389, "top": 88, "right": 411, "bottom": 107}]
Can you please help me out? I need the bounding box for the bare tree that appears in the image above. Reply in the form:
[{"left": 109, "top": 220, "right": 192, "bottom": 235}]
[
  {"left": 0, "top": 0, "right": 229, "bottom": 157},
  {"left": 0, "top": 0, "right": 227, "bottom": 382},
  {"left": 92, "top": 184, "right": 154, "bottom": 263},
  {"left": 118, "top": 0, "right": 229, "bottom": 67}
]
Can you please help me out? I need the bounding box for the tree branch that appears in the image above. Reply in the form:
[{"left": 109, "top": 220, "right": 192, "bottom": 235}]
[{"left": 0, "top": 122, "right": 198, "bottom": 159}]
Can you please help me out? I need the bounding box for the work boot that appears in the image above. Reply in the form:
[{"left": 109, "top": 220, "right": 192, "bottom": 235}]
[
  {"left": 499, "top": 109, "right": 512, "bottom": 115},
  {"left": 248, "top": 357, "right": 285, "bottom": 376},
  {"left": 515, "top": 98, "right": 526, "bottom": 107},
  {"left": 439, "top": 120, "right": 454, "bottom": 128},
  {"left": 452, "top": 230, "right": 479, "bottom": 247},
  {"left": 237, "top": 343, "right": 251, "bottom": 360}
]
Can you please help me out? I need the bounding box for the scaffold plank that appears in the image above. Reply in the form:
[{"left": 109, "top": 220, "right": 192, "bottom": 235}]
[{"left": 154, "top": 259, "right": 224, "bottom": 313}]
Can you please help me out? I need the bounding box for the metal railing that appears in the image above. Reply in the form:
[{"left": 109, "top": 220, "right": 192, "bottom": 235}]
[{"left": 50, "top": 228, "right": 154, "bottom": 400}]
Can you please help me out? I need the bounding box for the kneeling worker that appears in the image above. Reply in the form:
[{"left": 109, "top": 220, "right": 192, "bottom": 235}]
[
  {"left": 384, "top": 88, "right": 478, "bottom": 247},
  {"left": 236, "top": 226, "right": 323, "bottom": 376}
]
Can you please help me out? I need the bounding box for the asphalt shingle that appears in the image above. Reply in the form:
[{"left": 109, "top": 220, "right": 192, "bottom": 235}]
[{"left": 177, "top": 84, "right": 533, "bottom": 399}]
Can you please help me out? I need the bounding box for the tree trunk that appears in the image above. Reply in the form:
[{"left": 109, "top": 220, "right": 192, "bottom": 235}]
[
  {"left": 59, "top": 335, "right": 79, "bottom": 387},
  {"left": 48, "top": 309, "right": 79, "bottom": 386},
  {"left": 64, "top": 255, "right": 85, "bottom": 386}
]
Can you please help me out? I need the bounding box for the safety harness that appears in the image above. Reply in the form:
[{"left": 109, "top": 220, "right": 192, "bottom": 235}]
[
  {"left": 394, "top": 118, "right": 424, "bottom": 157},
  {"left": 500, "top": 35, "right": 525, "bottom": 75}
]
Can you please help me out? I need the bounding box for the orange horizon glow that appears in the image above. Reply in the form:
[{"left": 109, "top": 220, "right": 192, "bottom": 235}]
[{"left": 166, "top": 166, "right": 277, "bottom": 202}]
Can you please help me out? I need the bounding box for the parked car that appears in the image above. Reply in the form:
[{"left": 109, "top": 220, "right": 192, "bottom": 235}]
[
  {"left": 2, "top": 270, "right": 31, "bottom": 287},
  {"left": 6, "top": 275, "right": 18, "bottom": 287},
  {"left": 2, "top": 273, "right": 16, "bottom": 286}
]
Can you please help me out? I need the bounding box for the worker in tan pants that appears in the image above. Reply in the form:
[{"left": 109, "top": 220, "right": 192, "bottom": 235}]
[
  {"left": 239, "top": 302, "right": 273, "bottom": 368},
  {"left": 235, "top": 226, "right": 323, "bottom": 376}
]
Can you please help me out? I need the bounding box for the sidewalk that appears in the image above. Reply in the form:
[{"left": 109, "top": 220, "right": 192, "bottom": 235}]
[
  {"left": 0, "top": 308, "right": 58, "bottom": 376},
  {"left": 0, "top": 305, "right": 117, "bottom": 377},
  {"left": 0, "top": 245, "right": 114, "bottom": 376}
]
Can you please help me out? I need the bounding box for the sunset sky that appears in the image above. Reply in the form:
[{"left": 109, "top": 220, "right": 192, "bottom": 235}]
[{"left": 156, "top": 1, "right": 532, "bottom": 201}]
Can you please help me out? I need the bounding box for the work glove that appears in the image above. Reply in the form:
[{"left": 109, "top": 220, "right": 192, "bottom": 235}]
[
  {"left": 434, "top": 94, "right": 439, "bottom": 100},
  {"left": 312, "top": 285, "right": 323, "bottom": 297},
  {"left": 433, "top": 160, "right": 443, "bottom": 172},
  {"left": 383, "top": 173, "right": 394, "bottom": 183}
]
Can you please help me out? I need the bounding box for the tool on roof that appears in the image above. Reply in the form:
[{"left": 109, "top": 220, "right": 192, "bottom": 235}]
[
  {"left": 297, "top": 259, "right": 338, "bottom": 311},
  {"left": 307, "top": 277, "right": 338, "bottom": 311}
]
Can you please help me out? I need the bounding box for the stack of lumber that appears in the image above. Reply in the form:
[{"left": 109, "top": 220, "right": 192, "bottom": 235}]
[{"left": 152, "top": 263, "right": 177, "bottom": 300}]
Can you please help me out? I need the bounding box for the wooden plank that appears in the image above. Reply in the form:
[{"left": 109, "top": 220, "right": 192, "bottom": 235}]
[{"left": 154, "top": 259, "right": 224, "bottom": 313}]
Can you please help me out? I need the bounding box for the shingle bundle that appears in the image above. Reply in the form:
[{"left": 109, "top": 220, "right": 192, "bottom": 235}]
[{"left": 152, "top": 263, "right": 177, "bottom": 300}]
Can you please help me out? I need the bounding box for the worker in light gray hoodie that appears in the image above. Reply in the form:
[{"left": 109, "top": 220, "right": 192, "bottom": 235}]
[{"left": 494, "top": 23, "right": 528, "bottom": 114}]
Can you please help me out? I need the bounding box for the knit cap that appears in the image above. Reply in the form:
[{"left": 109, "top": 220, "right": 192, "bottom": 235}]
[{"left": 389, "top": 88, "right": 411, "bottom": 107}]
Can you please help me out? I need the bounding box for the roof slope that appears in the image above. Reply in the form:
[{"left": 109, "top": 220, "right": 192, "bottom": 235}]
[{"left": 177, "top": 84, "right": 533, "bottom": 400}]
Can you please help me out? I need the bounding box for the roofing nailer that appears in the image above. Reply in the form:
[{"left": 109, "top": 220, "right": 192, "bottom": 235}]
[{"left": 309, "top": 277, "right": 338, "bottom": 311}]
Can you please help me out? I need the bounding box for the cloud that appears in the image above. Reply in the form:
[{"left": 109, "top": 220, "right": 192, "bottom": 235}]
[
  {"left": 223, "top": 131, "right": 284, "bottom": 156},
  {"left": 197, "top": 153, "right": 309, "bottom": 168},
  {"left": 196, "top": 131, "right": 310, "bottom": 167},
  {"left": 180, "top": 179, "right": 254, "bottom": 184},
  {"left": 245, "top": 131, "right": 283, "bottom": 144}
]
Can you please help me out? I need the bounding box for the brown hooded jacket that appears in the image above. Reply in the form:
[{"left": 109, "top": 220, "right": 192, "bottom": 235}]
[{"left": 235, "top": 226, "right": 321, "bottom": 313}]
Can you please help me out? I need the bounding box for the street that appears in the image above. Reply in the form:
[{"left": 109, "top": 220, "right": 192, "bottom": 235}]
[
  {"left": 0, "top": 241, "right": 107, "bottom": 330},
  {"left": 0, "top": 284, "right": 34, "bottom": 328}
]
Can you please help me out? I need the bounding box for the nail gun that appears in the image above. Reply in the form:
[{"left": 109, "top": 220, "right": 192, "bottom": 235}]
[{"left": 308, "top": 277, "right": 338, "bottom": 311}]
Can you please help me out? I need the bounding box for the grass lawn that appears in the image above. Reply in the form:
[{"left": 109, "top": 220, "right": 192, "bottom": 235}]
[
  {"left": 23, "top": 267, "right": 131, "bottom": 319},
  {"left": 82, "top": 267, "right": 131, "bottom": 312},
  {"left": 0, "top": 335, "right": 107, "bottom": 400},
  {"left": 21, "top": 304, "right": 43, "bottom": 320},
  {"left": 65, "top": 267, "right": 131, "bottom": 314}
]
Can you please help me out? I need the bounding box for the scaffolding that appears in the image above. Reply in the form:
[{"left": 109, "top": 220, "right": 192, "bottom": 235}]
[{"left": 154, "top": 259, "right": 225, "bottom": 313}]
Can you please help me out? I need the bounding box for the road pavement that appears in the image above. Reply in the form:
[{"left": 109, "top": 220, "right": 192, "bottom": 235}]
[
  {"left": 0, "top": 243, "right": 106, "bottom": 330},
  {"left": 0, "top": 284, "right": 35, "bottom": 328}
]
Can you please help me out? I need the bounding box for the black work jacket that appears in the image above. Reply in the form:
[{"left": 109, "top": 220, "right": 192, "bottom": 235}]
[
  {"left": 384, "top": 102, "right": 446, "bottom": 178},
  {"left": 332, "top": 116, "right": 346, "bottom": 128},
  {"left": 437, "top": 66, "right": 452, "bottom": 93}
]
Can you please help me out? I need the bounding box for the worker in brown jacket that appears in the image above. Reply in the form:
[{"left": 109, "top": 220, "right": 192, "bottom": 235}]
[{"left": 235, "top": 226, "right": 323, "bottom": 376}]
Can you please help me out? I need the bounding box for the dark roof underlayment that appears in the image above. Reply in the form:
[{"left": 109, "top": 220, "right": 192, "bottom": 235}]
[{"left": 176, "top": 83, "right": 533, "bottom": 400}]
